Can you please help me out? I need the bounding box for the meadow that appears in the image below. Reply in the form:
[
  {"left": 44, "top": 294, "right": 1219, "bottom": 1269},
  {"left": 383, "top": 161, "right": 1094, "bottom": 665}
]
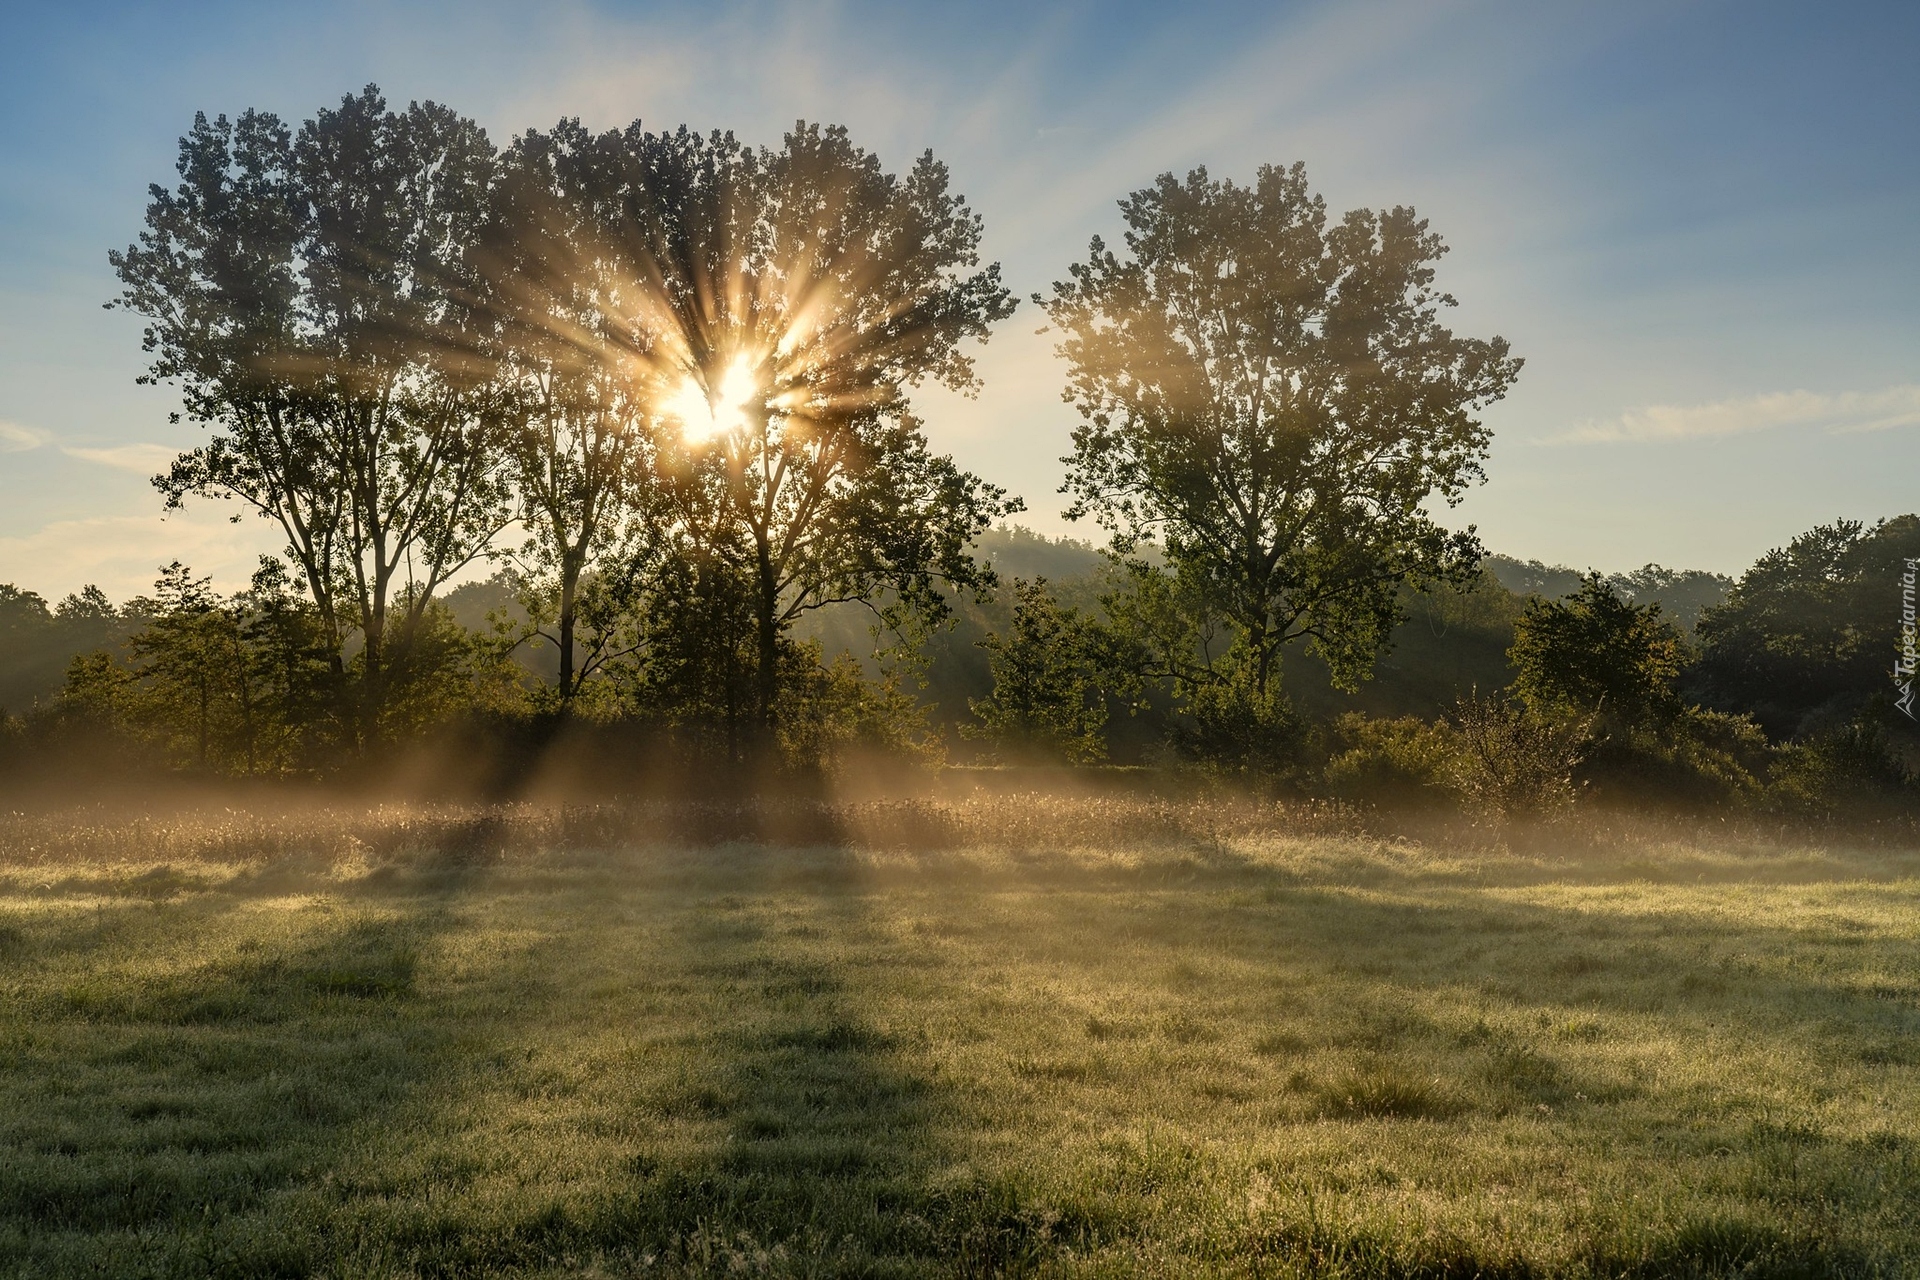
[{"left": 0, "top": 792, "right": 1916, "bottom": 1277}]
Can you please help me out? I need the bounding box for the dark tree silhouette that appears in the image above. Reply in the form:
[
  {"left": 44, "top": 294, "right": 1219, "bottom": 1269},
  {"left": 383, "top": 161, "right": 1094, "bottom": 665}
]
[
  {"left": 476, "top": 120, "right": 663, "bottom": 702},
  {"left": 1509, "top": 573, "right": 1686, "bottom": 736},
  {"left": 1694, "top": 515, "right": 1920, "bottom": 737}
]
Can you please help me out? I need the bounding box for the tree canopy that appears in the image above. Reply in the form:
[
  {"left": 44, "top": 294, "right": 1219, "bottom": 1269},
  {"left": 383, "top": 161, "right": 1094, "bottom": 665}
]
[
  {"left": 108, "top": 90, "right": 1021, "bottom": 753},
  {"left": 1693, "top": 516, "right": 1920, "bottom": 737},
  {"left": 1509, "top": 573, "right": 1686, "bottom": 735},
  {"left": 609, "top": 121, "right": 1021, "bottom": 730},
  {"left": 111, "top": 87, "right": 510, "bottom": 746},
  {"left": 1041, "top": 163, "right": 1521, "bottom": 710}
]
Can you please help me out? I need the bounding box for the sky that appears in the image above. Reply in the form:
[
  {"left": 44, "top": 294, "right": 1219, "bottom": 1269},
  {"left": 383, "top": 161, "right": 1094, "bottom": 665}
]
[{"left": 0, "top": 0, "right": 1916, "bottom": 601}]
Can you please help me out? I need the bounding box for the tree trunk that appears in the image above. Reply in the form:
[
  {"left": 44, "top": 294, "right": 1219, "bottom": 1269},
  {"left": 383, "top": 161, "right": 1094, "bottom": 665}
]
[
  {"left": 361, "top": 600, "right": 385, "bottom": 754},
  {"left": 1253, "top": 629, "right": 1274, "bottom": 697},
  {"left": 753, "top": 544, "right": 781, "bottom": 747},
  {"left": 557, "top": 569, "right": 578, "bottom": 701}
]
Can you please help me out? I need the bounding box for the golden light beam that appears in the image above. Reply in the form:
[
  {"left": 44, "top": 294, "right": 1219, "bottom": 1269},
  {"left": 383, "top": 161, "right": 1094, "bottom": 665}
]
[{"left": 663, "top": 354, "right": 763, "bottom": 443}]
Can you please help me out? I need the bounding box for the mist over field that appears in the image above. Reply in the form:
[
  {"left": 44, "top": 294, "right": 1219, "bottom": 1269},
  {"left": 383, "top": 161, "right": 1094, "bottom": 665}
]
[{"left": 2, "top": 4, "right": 1918, "bottom": 1275}]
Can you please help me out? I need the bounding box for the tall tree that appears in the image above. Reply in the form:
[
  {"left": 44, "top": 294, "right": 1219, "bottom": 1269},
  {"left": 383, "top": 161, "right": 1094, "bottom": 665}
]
[
  {"left": 111, "top": 86, "right": 510, "bottom": 746},
  {"left": 1041, "top": 163, "right": 1521, "bottom": 705},
  {"left": 477, "top": 120, "right": 660, "bottom": 702},
  {"left": 598, "top": 122, "right": 1021, "bottom": 735}
]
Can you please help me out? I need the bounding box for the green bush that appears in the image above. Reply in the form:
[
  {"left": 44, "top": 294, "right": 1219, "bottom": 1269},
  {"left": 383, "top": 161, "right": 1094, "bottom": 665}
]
[
  {"left": 780, "top": 646, "right": 941, "bottom": 770},
  {"left": 1579, "top": 707, "right": 1770, "bottom": 809},
  {"left": 965, "top": 578, "right": 1109, "bottom": 764},
  {"left": 1321, "top": 713, "right": 1459, "bottom": 806},
  {"left": 1510, "top": 573, "right": 1686, "bottom": 736},
  {"left": 1171, "top": 661, "right": 1307, "bottom": 776},
  {"left": 1765, "top": 723, "right": 1915, "bottom": 819},
  {"left": 1449, "top": 691, "right": 1589, "bottom": 819}
]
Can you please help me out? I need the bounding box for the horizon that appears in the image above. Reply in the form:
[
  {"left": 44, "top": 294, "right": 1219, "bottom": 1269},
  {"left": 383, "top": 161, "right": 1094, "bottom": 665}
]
[{"left": 2, "top": 0, "right": 1917, "bottom": 598}]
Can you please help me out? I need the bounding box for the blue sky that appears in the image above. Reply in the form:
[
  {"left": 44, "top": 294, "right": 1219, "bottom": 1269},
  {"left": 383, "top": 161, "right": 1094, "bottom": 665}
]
[{"left": 1, "top": 0, "right": 1916, "bottom": 599}]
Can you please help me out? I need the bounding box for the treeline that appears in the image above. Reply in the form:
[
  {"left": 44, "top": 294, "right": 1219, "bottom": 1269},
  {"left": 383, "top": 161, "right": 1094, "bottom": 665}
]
[
  {"left": 5, "top": 514, "right": 1916, "bottom": 817},
  {"left": 2, "top": 84, "right": 1913, "bottom": 817},
  {"left": 1319, "top": 513, "right": 1920, "bottom": 820},
  {"left": 939, "top": 516, "right": 1917, "bottom": 819}
]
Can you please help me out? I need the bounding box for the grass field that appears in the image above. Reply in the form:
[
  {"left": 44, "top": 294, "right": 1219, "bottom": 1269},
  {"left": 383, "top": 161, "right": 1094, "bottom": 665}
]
[{"left": 1, "top": 794, "right": 1917, "bottom": 1277}]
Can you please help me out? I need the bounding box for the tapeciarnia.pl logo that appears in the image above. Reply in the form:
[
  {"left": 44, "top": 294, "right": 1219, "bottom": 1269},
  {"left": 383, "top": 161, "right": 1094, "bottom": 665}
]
[{"left": 1899, "top": 557, "right": 1919, "bottom": 720}]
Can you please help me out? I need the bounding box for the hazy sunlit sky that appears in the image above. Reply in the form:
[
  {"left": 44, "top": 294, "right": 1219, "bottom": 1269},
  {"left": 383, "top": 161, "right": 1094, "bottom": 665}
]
[{"left": 1, "top": 0, "right": 1916, "bottom": 600}]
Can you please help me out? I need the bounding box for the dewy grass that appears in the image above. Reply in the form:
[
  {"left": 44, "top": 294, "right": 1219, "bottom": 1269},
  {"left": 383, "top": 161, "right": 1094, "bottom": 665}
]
[{"left": 0, "top": 796, "right": 1916, "bottom": 1277}]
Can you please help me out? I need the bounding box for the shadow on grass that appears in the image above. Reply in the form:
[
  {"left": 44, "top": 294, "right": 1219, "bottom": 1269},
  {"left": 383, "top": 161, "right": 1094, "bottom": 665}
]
[
  {"left": 0, "top": 844, "right": 514, "bottom": 1277},
  {"left": 585, "top": 941, "right": 1107, "bottom": 1274},
  {"left": 0, "top": 842, "right": 1117, "bottom": 1277},
  {"left": 1088, "top": 867, "right": 1915, "bottom": 1275},
  {"left": 2, "top": 826, "right": 1914, "bottom": 1277},
  {"left": 2, "top": 919, "right": 452, "bottom": 1274}
]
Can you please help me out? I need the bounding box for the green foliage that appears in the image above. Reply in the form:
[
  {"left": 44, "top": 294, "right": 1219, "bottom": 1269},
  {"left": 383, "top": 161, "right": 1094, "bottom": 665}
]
[
  {"left": 1694, "top": 515, "right": 1920, "bottom": 737},
  {"left": 1449, "top": 690, "right": 1588, "bottom": 819},
  {"left": 52, "top": 562, "right": 508, "bottom": 774},
  {"left": 481, "top": 121, "right": 663, "bottom": 702},
  {"left": 1504, "top": 576, "right": 1831, "bottom": 813},
  {"left": 1609, "top": 564, "right": 1736, "bottom": 633},
  {"left": 1174, "top": 657, "right": 1307, "bottom": 774},
  {"left": 56, "top": 562, "right": 338, "bottom": 774},
  {"left": 1042, "top": 161, "right": 1520, "bottom": 697},
  {"left": 107, "top": 89, "right": 1022, "bottom": 755},
  {"left": 73, "top": 80, "right": 1920, "bottom": 807},
  {"left": 1663, "top": 708, "right": 1773, "bottom": 803},
  {"left": 1572, "top": 707, "right": 1771, "bottom": 811},
  {"left": 0, "top": 584, "right": 137, "bottom": 713},
  {"left": 367, "top": 598, "right": 521, "bottom": 743},
  {"left": 965, "top": 578, "right": 1109, "bottom": 763},
  {"left": 56, "top": 650, "right": 137, "bottom": 731},
  {"left": 1510, "top": 573, "right": 1686, "bottom": 735},
  {"left": 111, "top": 88, "right": 513, "bottom": 749},
  {"left": 777, "top": 646, "right": 938, "bottom": 769},
  {"left": 1766, "top": 723, "right": 1915, "bottom": 819},
  {"left": 598, "top": 120, "right": 1021, "bottom": 730},
  {"left": 612, "top": 552, "right": 762, "bottom": 759},
  {"left": 1321, "top": 712, "right": 1459, "bottom": 805}
]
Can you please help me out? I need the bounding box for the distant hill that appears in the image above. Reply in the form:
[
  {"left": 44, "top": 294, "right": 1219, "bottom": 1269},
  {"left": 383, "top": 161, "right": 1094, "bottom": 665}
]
[
  {"left": 972, "top": 525, "right": 1107, "bottom": 583},
  {"left": 1483, "top": 555, "right": 1731, "bottom": 631}
]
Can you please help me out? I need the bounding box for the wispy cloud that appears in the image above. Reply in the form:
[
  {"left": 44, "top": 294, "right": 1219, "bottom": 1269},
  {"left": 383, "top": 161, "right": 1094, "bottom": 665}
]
[
  {"left": 0, "top": 510, "right": 278, "bottom": 602},
  {"left": 0, "top": 421, "right": 49, "bottom": 452},
  {"left": 1558, "top": 385, "right": 1920, "bottom": 444},
  {"left": 62, "top": 443, "right": 181, "bottom": 472}
]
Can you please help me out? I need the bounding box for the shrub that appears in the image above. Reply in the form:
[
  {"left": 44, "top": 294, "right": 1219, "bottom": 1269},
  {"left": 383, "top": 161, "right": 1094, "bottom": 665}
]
[
  {"left": 780, "top": 646, "right": 941, "bottom": 770},
  {"left": 1578, "top": 707, "right": 1770, "bottom": 809},
  {"left": 1321, "top": 713, "right": 1459, "bottom": 806},
  {"left": 1510, "top": 573, "right": 1686, "bottom": 736},
  {"left": 1448, "top": 691, "right": 1589, "bottom": 819},
  {"left": 1171, "top": 661, "right": 1307, "bottom": 776},
  {"left": 1766, "top": 723, "right": 1915, "bottom": 819},
  {"left": 965, "top": 578, "right": 1109, "bottom": 764}
]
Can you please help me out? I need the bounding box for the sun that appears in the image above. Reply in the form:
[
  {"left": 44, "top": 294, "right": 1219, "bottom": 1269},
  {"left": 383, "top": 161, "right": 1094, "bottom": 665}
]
[{"left": 664, "top": 356, "right": 762, "bottom": 443}]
